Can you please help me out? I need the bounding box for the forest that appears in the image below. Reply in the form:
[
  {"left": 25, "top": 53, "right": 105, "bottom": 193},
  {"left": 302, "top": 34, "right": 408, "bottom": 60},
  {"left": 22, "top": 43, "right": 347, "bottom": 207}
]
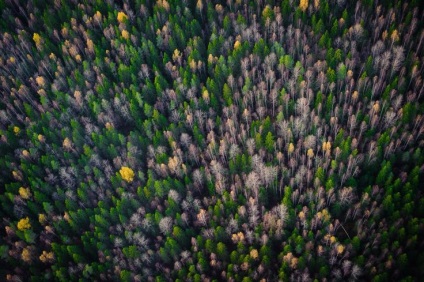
[{"left": 0, "top": 0, "right": 423, "bottom": 281}]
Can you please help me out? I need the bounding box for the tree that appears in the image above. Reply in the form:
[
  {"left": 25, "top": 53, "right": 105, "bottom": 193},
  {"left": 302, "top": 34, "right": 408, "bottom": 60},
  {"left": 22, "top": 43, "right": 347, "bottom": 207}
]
[
  {"left": 265, "top": 131, "right": 275, "bottom": 153},
  {"left": 159, "top": 217, "right": 173, "bottom": 235},
  {"left": 117, "top": 11, "right": 128, "bottom": 23},
  {"left": 299, "top": 0, "right": 309, "bottom": 12},
  {"left": 119, "top": 166, "right": 135, "bottom": 183},
  {"left": 17, "top": 217, "right": 31, "bottom": 231},
  {"left": 217, "top": 242, "right": 228, "bottom": 260},
  {"left": 246, "top": 172, "right": 261, "bottom": 199}
]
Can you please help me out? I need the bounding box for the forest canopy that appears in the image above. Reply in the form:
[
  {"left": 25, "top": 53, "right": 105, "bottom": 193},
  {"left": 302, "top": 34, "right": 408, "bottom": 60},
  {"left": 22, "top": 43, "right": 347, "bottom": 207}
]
[{"left": 0, "top": 0, "right": 423, "bottom": 281}]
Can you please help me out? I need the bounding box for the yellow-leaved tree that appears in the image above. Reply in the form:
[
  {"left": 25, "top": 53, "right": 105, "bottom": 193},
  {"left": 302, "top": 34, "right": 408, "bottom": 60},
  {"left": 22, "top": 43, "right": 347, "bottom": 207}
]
[
  {"left": 322, "top": 141, "right": 332, "bottom": 154},
  {"left": 35, "top": 76, "right": 45, "bottom": 87},
  {"left": 39, "top": 214, "right": 47, "bottom": 225},
  {"left": 33, "top": 33, "right": 41, "bottom": 46},
  {"left": 22, "top": 247, "right": 32, "bottom": 263},
  {"left": 299, "top": 0, "right": 308, "bottom": 12},
  {"left": 391, "top": 29, "right": 400, "bottom": 42},
  {"left": 307, "top": 148, "right": 314, "bottom": 158},
  {"left": 22, "top": 150, "right": 30, "bottom": 158},
  {"left": 19, "top": 187, "right": 31, "bottom": 199},
  {"left": 121, "top": 30, "right": 129, "bottom": 39},
  {"left": 39, "top": 250, "right": 55, "bottom": 263},
  {"left": 288, "top": 143, "right": 295, "bottom": 154},
  {"left": 63, "top": 137, "right": 72, "bottom": 149},
  {"left": 337, "top": 244, "right": 345, "bottom": 255},
  {"left": 117, "top": 11, "right": 127, "bottom": 23},
  {"left": 250, "top": 249, "right": 259, "bottom": 260},
  {"left": 119, "top": 166, "right": 135, "bottom": 183},
  {"left": 17, "top": 217, "right": 31, "bottom": 231},
  {"left": 13, "top": 126, "right": 20, "bottom": 135}
]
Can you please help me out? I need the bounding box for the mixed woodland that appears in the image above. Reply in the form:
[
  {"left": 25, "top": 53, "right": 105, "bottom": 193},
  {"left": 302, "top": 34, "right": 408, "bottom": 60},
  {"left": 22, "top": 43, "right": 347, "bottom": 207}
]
[{"left": 0, "top": 0, "right": 424, "bottom": 281}]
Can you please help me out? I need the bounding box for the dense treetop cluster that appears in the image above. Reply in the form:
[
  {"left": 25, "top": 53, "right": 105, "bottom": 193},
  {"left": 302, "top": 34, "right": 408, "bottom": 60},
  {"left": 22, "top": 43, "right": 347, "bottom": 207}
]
[{"left": 0, "top": 0, "right": 423, "bottom": 281}]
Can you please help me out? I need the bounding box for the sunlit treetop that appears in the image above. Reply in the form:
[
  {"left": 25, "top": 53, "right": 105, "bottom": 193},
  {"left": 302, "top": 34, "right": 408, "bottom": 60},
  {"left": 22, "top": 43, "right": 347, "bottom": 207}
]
[
  {"left": 299, "top": 0, "right": 308, "bottom": 12},
  {"left": 37, "top": 134, "right": 45, "bottom": 142},
  {"left": 202, "top": 89, "right": 209, "bottom": 101},
  {"left": 196, "top": 0, "right": 203, "bottom": 11},
  {"left": 250, "top": 249, "right": 259, "bottom": 259},
  {"left": 262, "top": 5, "right": 274, "bottom": 21},
  {"left": 38, "top": 214, "right": 47, "bottom": 225},
  {"left": 307, "top": 148, "right": 314, "bottom": 158},
  {"left": 117, "top": 11, "right": 127, "bottom": 23},
  {"left": 39, "top": 251, "right": 54, "bottom": 263},
  {"left": 105, "top": 122, "right": 114, "bottom": 130},
  {"left": 35, "top": 76, "right": 45, "bottom": 87},
  {"left": 13, "top": 126, "right": 20, "bottom": 135},
  {"left": 159, "top": 0, "right": 170, "bottom": 11},
  {"left": 21, "top": 247, "right": 32, "bottom": 263},
  {"left": 372, "top": 101, "right": 380, "bottom": 113},
  {"left": 391, "top": 30, "right": 400, "bottom": 42},
  {"left": 120, "top": 166, "right": 135, "bottom": 183},
  {"left": 322, "top": 141, "right": 332, "bottom": 153},
  {"left": 288, "top": 143, "right": 295, "bottom": 154},
  {"left": 22, "top": 150, "right": 30, "bottom": 158},
  {"left": 12, "top": 170, "right": 22, "bottom": 180},
  {"left": 93, "top": 11, "right": 102, "bottom": 22},
  {"left": 121, "top": 30, "right": 129, "bottom": 39},
  {"left": 231, "top": 232, "right": 245, "bottom": 243},
  {"left": 337, "top": 244, "right": 345, "bottom": 255},
  {"left": 17, "top": 217, "right": 31, "bottom": 231},
  {"left": 63, "top": 137, "right": 72, "bottom": 150},
  {"left": 33, "top": 33, "right": 41, "bottom": 46},
  {"left": 19, "top": 187, "right": 31, "bottom": 199},
  {"left": 215, "top": 4, "right": 223, "bottom": 13},
  {"left": 172, "top": 49, "right": 181, "bottom": 62}
]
